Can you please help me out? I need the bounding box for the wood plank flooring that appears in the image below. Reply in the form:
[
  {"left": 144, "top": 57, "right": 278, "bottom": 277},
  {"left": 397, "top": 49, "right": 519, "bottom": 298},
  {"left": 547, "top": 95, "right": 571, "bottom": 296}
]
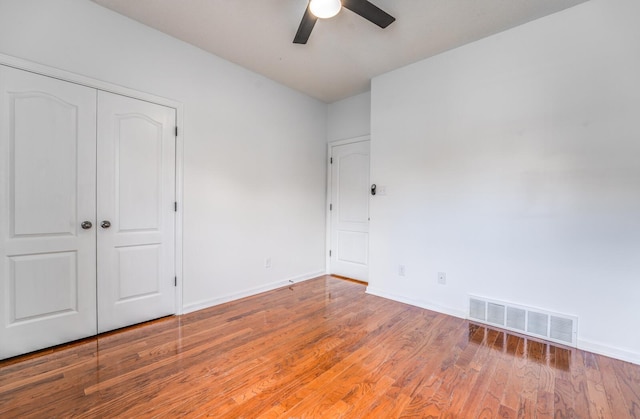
[{"left": 1, "top": 275, "right": 639, "bottom": 418}]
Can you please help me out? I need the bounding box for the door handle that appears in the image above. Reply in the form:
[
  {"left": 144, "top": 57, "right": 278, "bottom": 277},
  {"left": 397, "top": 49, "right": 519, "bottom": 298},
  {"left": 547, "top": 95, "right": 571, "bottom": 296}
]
[
  {"left": 81, "top": 221, "right": 92, "bottom": 229},
  {"left": 371, "top": 184, "right": 377, "bottom": 196},
  {"left": 101, "top": 220, "right": 111, "bottom": 229}
]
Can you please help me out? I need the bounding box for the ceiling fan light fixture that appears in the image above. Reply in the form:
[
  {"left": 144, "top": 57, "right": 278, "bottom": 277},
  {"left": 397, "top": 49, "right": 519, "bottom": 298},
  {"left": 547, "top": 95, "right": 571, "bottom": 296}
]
[{"left": 309, "top": 0, "right": 342, "bottom": 19}]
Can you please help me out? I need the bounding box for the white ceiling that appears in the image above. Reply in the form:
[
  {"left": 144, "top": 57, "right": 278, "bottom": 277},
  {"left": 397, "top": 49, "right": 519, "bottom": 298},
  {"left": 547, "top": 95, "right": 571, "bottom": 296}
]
[{"left": 92, "top": 0, "right": 588, "bottom": 103}]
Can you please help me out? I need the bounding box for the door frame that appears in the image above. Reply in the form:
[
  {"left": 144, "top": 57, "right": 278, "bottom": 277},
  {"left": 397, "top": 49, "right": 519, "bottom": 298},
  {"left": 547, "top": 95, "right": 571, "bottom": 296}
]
[
  {"left": 0, "top": 53, "right": 185, "bottom": 315},
  {"left": 326, "top": 135, "right": 371, "bottom": 279}
]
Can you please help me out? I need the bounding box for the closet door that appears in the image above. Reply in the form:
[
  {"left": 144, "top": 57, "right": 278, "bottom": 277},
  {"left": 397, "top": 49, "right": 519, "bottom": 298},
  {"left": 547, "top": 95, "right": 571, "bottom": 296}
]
[
  {"left": 0, "top": 66, "right": 97, "bottom": 359},
  {"left": 96, "top": 91, "right": 176, "bottom": 333}
]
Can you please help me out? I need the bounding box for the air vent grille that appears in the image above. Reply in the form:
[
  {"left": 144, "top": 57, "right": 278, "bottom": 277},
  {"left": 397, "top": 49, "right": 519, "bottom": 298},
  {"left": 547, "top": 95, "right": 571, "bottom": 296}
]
[
  {"left": 506, "top": 307, "right": 526, "bottom": 331},
  {"left": 469, "top": 298, "right": 486, "bottom": 321},
  {"left": 527, "top": 312, "right": 549, "bottom": 336},
  {"left": 468, "top": 295, "right": 577, "bottom": 347},
  {"left": 487, "top": 303, "right": 505, "bottom": 326},
  {"left": 550, "top": 315, "right": 574, "bottom": 344}
]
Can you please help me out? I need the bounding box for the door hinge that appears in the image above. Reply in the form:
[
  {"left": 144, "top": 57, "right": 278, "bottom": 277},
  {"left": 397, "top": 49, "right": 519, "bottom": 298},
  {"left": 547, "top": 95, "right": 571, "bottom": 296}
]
[
  {"left": 330, "top": 204, "right": 332, "bottom": 211},
  {"left": 330, "top": 157, "right": 333, "bottom": 164},
  {"left": 329, "top": 250, "right": 332, "bottom": 257},
  {"left": 174, "top": 202, "right": 178, "bottom": 212},
  {"left": 174, "top": 276, "right": 177, "bottom": 286},
  {"left": 175, "top": 126, "right": 178, "bottom": 137}
]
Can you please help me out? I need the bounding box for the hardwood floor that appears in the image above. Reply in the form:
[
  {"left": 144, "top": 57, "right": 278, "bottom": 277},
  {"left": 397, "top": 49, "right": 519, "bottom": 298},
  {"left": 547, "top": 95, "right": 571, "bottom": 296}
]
[{"left": 1, "top": 275, "right": 638, "bottom": 418}]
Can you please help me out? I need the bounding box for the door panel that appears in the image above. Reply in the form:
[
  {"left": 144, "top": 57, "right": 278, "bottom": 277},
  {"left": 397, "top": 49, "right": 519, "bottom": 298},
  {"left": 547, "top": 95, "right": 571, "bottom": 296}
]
[
  {"left": 0, "top": 65, "right": 97, "bottom": 359},
  {"left": 12, "top": 92, "right": 79, "bottom": 236},
  {"left": 10, "top": 252, "right": 78, "bottom": 321},
  {"left": 116, "top": 244, "right": 160, "bottom": 300},
  {"left": 336, "top": 231, "right": 368, "bottom": 265},
  {"left": 330, "top": 140, "right": 370, "bottom": 282},
  {"left": 337, "top": 153, "right": 370, "bottom": 223},
  {"left": 97, "top": 91, "right": 176, "bottom": 333},
  {"left": 117, "top": 115, "right": 162, "bottom": 231}
]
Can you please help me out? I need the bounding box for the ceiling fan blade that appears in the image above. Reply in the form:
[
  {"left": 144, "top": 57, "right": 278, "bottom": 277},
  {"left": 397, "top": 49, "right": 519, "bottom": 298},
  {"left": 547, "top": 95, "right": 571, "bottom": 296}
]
[
  {"left": 293, "top": 5, "right": 318, "bottom": 44},
  {"left": 342, "top": 0, "right": 395, "bottom": 28}
]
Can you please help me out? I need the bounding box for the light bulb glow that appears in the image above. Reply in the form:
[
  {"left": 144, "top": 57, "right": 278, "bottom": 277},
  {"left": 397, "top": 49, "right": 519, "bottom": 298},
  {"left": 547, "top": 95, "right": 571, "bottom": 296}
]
[{"left": 309, "top": 0, "right": 341, "bottom": 19}]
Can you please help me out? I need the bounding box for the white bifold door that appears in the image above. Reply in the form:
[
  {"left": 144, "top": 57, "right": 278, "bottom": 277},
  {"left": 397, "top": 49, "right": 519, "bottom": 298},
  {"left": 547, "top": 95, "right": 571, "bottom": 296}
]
[{"left": 0, "top": 66, "right": 176, "bottom": 359}]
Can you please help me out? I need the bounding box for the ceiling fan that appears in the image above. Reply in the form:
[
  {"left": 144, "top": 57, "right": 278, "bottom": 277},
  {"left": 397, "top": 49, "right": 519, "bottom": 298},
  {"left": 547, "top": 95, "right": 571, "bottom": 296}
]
[{"left": 294, "top": 0, "right": 396, "bottom": 44}]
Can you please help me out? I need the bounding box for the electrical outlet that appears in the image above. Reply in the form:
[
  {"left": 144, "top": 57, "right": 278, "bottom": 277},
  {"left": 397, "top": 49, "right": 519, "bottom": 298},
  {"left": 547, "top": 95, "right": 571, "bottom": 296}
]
[
  {"left": 438, "top": 272, "right": 446, "bottom": 285},
  {"left": 399, "top": 265, "right": 406, "bottom": 276},
  {"left": 264, "top": 257, "right": 272, "bottom": 269}
]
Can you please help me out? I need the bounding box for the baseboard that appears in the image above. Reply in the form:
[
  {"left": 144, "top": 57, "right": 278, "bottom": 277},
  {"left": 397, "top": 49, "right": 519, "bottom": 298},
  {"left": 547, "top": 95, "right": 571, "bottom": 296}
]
[
  {"left": 182, "top": 270, "right": 325, "bottom": 314},
  {"left": 365, "top": 287, "right": 467, "bottom": 319},
  {"left": 578, "top": 338, "right": 640, "bottom": 366}
]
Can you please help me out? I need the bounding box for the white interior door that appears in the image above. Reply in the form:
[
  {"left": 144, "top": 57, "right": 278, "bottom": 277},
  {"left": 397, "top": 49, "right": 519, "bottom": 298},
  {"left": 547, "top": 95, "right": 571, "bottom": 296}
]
[
  {"left": 0, "top": 65, "right": 97, "bottom": 359},
  {"left": 330, "top": 140, "right": 370, "bottom": 282},
  {"left": 96, "top": 91, "right": 176, "bottom": 333}
]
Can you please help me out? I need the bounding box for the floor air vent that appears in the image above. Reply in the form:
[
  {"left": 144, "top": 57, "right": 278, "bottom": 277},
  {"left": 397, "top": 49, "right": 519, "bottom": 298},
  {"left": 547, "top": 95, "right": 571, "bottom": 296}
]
[
  {"left": 469, "top": 298, "right": 486, "bottom": 321},
  {"left": 468, "top": 295, "right": 577, "bottom": 347},
  {"left": 487, "top": 303, "right": 506, "bottom": 326},
  {"left": 506, "top": 306, "right": 526, "bottom": 331}
]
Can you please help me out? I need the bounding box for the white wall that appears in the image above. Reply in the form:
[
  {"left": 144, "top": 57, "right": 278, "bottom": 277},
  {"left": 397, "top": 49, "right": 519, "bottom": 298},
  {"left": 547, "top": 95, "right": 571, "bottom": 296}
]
[
  {"left": 327, "top": 91, "right": 371, "bottom": 142},
  {"left": 370, "top": 0, "right": 640, "bottom": 363},
  {"left": 0, "top": 0, "right": 328, "bottom": 311}
]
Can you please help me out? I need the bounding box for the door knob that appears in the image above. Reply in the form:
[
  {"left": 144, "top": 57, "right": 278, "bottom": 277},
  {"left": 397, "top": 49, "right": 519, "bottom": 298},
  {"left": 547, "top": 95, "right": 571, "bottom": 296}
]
[
  {"left": 81, "top": 221, "right": 92, "bottom": 229},
  {"left": 101, "top": 220, "right": 111, "bottom": 229}
]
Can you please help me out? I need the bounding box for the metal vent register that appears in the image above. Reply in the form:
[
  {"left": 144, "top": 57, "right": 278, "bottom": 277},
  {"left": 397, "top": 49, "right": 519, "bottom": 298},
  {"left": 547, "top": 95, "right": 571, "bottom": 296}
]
[{"left": 468, "top": 296, "right": 578, "bottom": 346}]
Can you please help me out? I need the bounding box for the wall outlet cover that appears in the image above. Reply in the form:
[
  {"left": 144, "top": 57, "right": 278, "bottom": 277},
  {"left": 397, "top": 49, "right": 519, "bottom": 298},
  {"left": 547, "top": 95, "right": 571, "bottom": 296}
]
[{"left": 438, "top": 272, "right": 446, "bottom": 285}]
